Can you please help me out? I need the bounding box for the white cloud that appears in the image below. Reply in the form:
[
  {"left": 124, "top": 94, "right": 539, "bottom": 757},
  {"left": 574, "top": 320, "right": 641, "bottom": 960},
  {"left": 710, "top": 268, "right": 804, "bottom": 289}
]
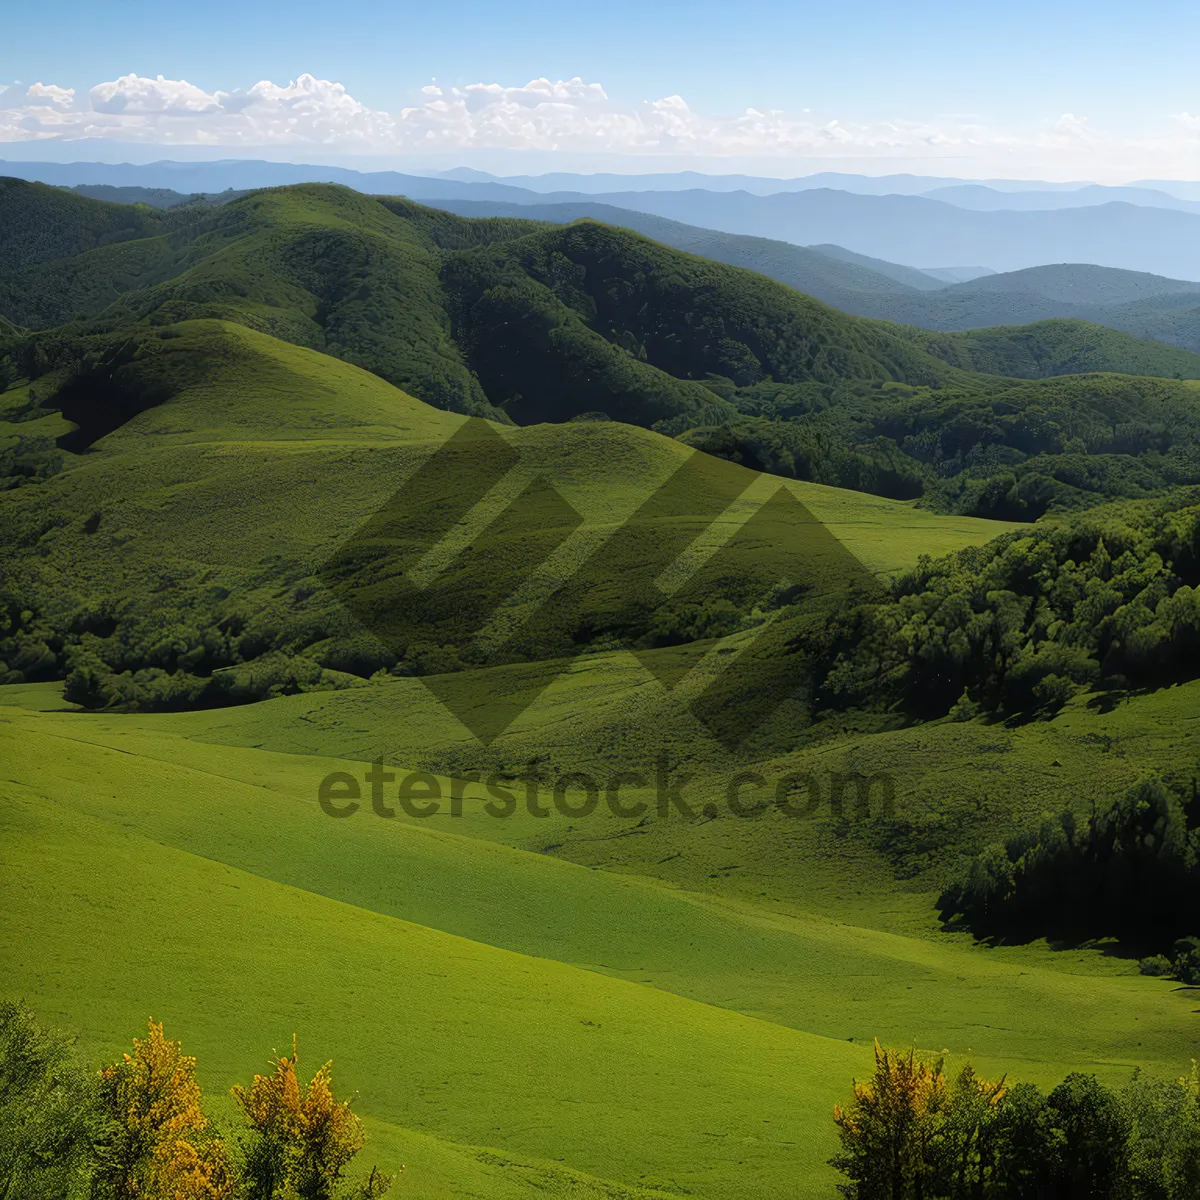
[
  {"left": 0, "top": 71, "right": 1197, "bottom": 179},
  {"left": 0, "top": 72, "right": 396, "bottom": 147},
  {"left": 90, "top": 74, "right": 223, "bottom": 115},
  {"left": 1051, "top": 112, "right": 1095, "bottom": 141},
  {"left": 24, "top": 82, "right": 76, "bottom": 109}
]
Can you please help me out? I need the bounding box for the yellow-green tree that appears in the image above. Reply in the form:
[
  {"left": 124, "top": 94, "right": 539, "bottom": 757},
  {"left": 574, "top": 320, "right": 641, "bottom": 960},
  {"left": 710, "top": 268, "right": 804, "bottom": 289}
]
[
  {"left": 832, "top": 1041, "right": 948, "bottom": 1198},
  {"left": 232, "top": 1037, "right": 392, "bottom": 1199},
  {"left": 95, "top": 1020, "right": 233, "bottom": 1200},
  {"left": 831, "top": 1041, "right": 1007, "bottom": 1198}
]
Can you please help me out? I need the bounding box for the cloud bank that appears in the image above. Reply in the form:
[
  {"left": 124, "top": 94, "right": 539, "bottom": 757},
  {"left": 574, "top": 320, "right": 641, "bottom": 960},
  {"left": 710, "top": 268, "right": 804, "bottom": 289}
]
[{"left": 1, "top": 71, "right": 1197, "bottom": 178}]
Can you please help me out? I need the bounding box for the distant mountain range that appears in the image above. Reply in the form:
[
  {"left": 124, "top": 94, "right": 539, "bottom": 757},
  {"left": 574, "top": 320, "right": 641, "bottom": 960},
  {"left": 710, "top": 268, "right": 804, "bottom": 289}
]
[
  {"left": 431, "top": 167, "right": 1200, "bottom": 205},
  {"left": 924, "top": 183, "right": 1200, "bottom": 215},
  {"left": 423, "top": 197, "right": 1200, "bottom": 354},
  {"left": 475, "top": 188, "right": 1200, "bottom": 278},
  {"left": 25, "top": 178, "right": 1200, "bottom": 354},
  {"left": 7, "top": 156, "right": 1200, "bottom": 289},
  {"left": 4, "top": 158, "right": 1199, "bottom": 279}
]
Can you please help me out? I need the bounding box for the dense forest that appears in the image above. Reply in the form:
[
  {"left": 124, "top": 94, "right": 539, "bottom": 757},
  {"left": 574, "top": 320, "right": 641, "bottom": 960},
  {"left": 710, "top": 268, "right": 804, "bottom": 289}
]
[{"left": 807, "top": 492, "right": 1200, "bottom": 719}]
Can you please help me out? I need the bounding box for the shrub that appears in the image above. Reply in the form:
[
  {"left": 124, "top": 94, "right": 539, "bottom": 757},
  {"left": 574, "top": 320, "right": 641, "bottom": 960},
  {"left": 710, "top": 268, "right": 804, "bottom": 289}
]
[{"left": 0, "top": 1001, "right": 106, "bottom": 1200}]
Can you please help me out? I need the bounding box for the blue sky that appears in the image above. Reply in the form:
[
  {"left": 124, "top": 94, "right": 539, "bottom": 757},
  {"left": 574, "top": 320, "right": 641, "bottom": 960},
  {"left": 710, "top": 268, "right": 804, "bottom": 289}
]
[{"left": 3, "top": 0, "right": 1199, "bottom": 178}]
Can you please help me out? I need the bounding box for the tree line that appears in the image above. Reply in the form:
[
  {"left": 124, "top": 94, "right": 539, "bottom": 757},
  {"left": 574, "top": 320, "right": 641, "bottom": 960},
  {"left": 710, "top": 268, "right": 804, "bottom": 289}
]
[
  {"left": 809, "top": 492, "right": 1200, "bottom": 721},
  {"left": 0, "top": 1003, "right": 392, "bottom": 1200},
  {"left": 938, "top": 776, "right": 1200, "bottom": 977},
  {"left": 683, "top": 373, "right": 1200, "bottom": 519},
  {"left": 832, "top": 1041, "right": 1200, "bottom": 1199}
]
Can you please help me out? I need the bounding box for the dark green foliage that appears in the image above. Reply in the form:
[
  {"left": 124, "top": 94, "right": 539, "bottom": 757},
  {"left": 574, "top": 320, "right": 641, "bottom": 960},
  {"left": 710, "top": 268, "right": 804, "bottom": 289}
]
[
  {"left": 939, "top": 777, "right": 1200, "bottom": 949},
  {"left": 441, "top": 219, "right": 972, "bottom": 410},
  {"left": 817, "top": 493, "right": 1200, "bottom": 718},
  {"left": 0, "top": 1001, "right": 107, "bottom": 1200},
  {"left": 441, "top": 239, "right": 733, "bottom": 426},
  {"left": 0, "top": 433, "right": 63, "bottom": 489},
  {"left": 0, "top": 178, "right": 171, "bottom": 273},
  {"left": 831, "top": 1051, "right": 1147, "bottom": 1200},
  {"left": 985, "top": 1074, "right": 1133, "bottom": 1199},
  {"left": 686, "top": 373, "right": 1200, "bottom": 517},
  {"left": 1124, "top": 1068, "right": 1200, "bottom": 1199},
  {"left": 1041, "top": 1073, "right": 1133, "bottom": 1198},
  {"left": 678, "top": 414, "right": 926, "bottom": 500},
  {"left": 1139, "top": 938, "right": 1200, "bottom": 983},
  {"left": 0, "top": 571, "right": 385, "bottom": 712}
]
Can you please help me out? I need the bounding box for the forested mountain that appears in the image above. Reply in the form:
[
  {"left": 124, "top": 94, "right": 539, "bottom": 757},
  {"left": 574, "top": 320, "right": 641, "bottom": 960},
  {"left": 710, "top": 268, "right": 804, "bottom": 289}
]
[
  {"left": 6, "top": 178, "right": 1200, "bottom": 519},
  {"left": 67, "top": 183, "right": 247, "bottom": 208},
  {"left": 428, "top": 195, "right": 1200, "bottom": 354},
  {"left": 13, "top": 178, "right": 1200, "bottom": 438}
]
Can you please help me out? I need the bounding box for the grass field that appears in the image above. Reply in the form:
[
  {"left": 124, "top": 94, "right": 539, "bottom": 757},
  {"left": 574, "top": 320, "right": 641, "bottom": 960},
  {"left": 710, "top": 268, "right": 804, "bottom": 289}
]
[{"left": 2, "top": 685, "right": 1197, "bottom": 1196}]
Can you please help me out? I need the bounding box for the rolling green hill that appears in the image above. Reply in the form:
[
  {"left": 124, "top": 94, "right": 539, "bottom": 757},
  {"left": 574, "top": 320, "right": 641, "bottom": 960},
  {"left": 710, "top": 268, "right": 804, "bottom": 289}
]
[
  {"left": 0, "top": 308, "right": 1047, "bottom": 1198},
  {"left": 3, "top": 647, "right": 1197, "bottom": 1194},
  {"left": 0, "top": 316, "right": 1018, "bottom": 723},
  {"left": 8, "top": 179, "right": 1200, "bottom": 439},
  {"left": 5, "top": 179, "right": 986, "bottom": 432}
]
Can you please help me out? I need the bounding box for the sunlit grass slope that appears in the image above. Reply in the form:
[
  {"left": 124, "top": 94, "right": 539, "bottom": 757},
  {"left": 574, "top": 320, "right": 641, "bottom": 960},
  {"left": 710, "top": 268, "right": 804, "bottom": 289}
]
[
  {"left": 107, "top": 653, "right": 1200, "bottom": 930},
  {"left": 1, "top": 714, "right": 879, "bottom": 1199},
  {"left": 1, "top": 706, "right": 1193, "bottom": 1093}
]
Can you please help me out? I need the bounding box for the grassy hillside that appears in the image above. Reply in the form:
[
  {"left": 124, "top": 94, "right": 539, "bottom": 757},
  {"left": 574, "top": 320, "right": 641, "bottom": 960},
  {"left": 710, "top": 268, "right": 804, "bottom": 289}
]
[
  {"left": 6, "top": 177, "right": 1200, "bottom": 1199},
  {"left": 0, "top": 317, "right": 1019, "bottom": 728},
  {"left": 0, "top": 313, "right": 1069, "bottom": 1196},
  {"left": 0, "top": 716, "right": 872, "bottom": 1199},
  {"left": 3, "top": 691, "right": 1195, "bottom": 1197}
]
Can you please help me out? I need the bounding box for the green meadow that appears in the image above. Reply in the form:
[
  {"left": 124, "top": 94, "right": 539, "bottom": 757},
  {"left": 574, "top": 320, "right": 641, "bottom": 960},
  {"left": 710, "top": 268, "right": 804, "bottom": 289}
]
[{"left": 2, "top": 691, "right": 1196, "bottom": 1197}]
